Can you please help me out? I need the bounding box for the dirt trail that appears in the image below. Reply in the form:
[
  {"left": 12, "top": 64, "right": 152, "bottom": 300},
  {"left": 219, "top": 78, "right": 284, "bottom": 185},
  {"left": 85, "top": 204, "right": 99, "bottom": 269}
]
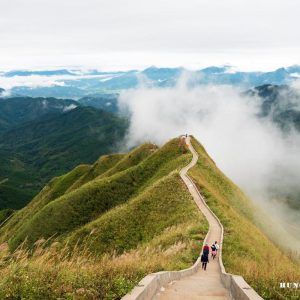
[{"left": 154, "top": 136, "right": 231, "bottom": 300}]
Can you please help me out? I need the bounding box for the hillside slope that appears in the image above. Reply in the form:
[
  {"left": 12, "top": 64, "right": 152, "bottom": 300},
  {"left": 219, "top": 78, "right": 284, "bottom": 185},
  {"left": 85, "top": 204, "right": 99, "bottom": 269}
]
[
  {"left": 5, "top": 139, "right": 196, "bottom": 250},
  {"left": 188, "top": 137, "right": 300, "bottom": 300},
  {"left": 0, "top": 137, "right": 299, "bottom": 300},
  {"left": 0, "top": 138, "right": 208, "bottom": 299}
]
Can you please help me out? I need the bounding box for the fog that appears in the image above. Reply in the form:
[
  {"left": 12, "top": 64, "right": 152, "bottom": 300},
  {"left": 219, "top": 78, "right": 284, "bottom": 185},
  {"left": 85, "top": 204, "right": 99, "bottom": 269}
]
[{"left": 119, "top": 75, "right": 300, "bottom": 251}]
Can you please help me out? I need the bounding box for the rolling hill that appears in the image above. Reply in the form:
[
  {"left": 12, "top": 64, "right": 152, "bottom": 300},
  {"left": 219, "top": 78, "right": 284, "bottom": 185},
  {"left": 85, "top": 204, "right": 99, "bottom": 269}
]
[
  {"left": 0, "top": 105, "right": 128, "bottom": 210},
  {"left": 0, "top": 137, "right": 298, "bottom": 299}
]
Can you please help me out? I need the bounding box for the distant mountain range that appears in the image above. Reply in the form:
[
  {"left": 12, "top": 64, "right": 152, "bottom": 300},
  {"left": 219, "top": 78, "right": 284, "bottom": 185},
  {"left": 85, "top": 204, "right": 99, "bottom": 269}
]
[{"left": 1, "top": 65, "right": 300, "bottom": 98}]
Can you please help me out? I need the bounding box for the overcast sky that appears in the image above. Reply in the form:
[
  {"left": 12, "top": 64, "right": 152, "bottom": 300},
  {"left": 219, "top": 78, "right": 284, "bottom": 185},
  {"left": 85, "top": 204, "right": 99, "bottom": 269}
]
[{"left": 0, "top": 0, "right": 299, "bottom": 71}]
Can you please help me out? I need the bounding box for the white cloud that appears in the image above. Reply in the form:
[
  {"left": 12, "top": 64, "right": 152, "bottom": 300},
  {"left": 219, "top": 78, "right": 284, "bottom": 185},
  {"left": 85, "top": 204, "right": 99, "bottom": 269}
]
[
  {"left": 63, "top": 104, "right": 77, "bottom": 112},
  {"left": 0, "top": 75, "right": 65, "bottom": 90},
  {"left": 0, "top": 73, "right": 118, "bottom": 90},
  {"left": 119, "top": 77, "right": 300, "bottom": 249}
]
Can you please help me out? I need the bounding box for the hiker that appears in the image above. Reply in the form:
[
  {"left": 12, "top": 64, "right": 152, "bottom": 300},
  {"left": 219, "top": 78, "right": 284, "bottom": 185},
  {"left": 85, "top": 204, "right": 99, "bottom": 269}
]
[
  {"left": 179, "top": 135, "right": 188, "bottom": 153},
  {"left": 214, "top": 241, "right": 220, "bottom": 253},
  {"left": 211, "top": 243, "right": 217, "bottom": 259},
  {"left": 203, "top": 243, "right": 210, "bottom": 256},
  {"left": 201, "top": 252, "right": 209, "bottom": 270}
]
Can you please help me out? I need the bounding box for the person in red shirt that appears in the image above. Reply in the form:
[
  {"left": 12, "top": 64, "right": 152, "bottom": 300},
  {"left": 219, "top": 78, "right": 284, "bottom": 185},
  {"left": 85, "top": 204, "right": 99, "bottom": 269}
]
[
  {"left": 201, "top": 243, "right": 210, "bottom": 270},
  {"left": 203, "top": 243, "right": 210, "bottom": 255}
]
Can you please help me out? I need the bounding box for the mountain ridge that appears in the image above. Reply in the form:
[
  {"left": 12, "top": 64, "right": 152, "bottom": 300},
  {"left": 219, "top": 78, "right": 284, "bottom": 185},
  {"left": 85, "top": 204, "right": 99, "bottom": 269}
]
[
  {"left": 2, "top": 65, "right": 300, "bottom": 98},
  {"left": 0, "top": 136, "right": 298, "bottom": 299}
]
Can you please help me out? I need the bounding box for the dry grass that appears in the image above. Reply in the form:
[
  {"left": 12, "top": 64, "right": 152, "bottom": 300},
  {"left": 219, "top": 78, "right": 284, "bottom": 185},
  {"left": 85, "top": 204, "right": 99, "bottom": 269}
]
[
  {"left": 0, "top": 221, "right": 203, "bottom": 300},
  {"left": 189, "top": 137, "right": 300, "bottom": 300}
]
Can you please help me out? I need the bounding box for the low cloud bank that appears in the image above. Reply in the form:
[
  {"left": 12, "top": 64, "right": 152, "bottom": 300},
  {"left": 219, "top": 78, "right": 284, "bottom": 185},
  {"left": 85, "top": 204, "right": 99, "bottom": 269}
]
[
  {"left": 0, "top": 73, "right": 118, "bottom": 92},
  {"left": 119, "top": 77, "right": 300, "bottom": 250}
]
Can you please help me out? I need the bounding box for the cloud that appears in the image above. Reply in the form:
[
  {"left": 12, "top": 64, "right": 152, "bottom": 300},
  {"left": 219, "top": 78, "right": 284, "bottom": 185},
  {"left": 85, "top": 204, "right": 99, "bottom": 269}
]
[
  {"left": 0, "top": 75, "right": 65, "bottom": 90},
  {"left": 119, "top": 76, "right": 300, "bottom": 250},
  {"left": 63, "top": 104, "right": 78, "bottom": 112},
  {"left": 0, "top": 1, "right": 300, "bottom": 70},
  {"left": 0, "top": 73, "right": 119, "bottom": 91}
]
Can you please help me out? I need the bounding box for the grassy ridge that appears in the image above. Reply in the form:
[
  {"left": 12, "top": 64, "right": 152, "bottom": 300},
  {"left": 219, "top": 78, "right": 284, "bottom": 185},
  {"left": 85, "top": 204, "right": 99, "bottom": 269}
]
[
  {"left": 4, "top": 135, "right": 298, "bottom": 299},
  {"left": 67, "top": 173, "right": 206, "bottom": 255},
  {"left": 67, "top": 154, "right": 125, "bottom": 192},
  {"left": 189, "top": 137, "right": 300, "bottom": 300},
  {"left": 0, "top": 137, "right": 209, "bottom": 299},
  {"left": 7, "top": 139, "right": 192, "bottom": 251},
  {"left": 0, "top": 164, "right": 91, "bottom": 243}
]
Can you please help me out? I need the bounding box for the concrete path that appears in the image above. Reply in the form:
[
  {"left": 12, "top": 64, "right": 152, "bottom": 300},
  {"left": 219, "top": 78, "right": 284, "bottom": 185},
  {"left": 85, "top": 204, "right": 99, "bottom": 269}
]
[{"left": 154, "top": 136, "right": 231, "bottom": 300}]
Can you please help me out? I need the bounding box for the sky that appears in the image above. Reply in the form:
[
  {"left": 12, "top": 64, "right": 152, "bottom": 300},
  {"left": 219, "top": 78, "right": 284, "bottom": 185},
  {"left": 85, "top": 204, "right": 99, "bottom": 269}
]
[{"left": 0, "top": 0, "right": 300, "bottom": 71}]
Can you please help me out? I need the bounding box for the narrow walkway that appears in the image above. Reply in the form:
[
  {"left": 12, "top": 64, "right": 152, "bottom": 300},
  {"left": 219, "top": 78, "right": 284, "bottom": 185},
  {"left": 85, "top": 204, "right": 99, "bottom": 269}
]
[{"left": 154, "top": 136, "right": 231, "bottom": 300}]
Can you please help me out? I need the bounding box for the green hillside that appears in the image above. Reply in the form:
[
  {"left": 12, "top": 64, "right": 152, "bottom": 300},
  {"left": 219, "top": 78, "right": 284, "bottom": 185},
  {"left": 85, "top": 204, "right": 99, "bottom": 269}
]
[
  {"left": 0, "top": 137, "right": 298, "bottom": 300},
  {"left": 0, "top": 106, "right": 128, "bottom": 210},
  {"left": 5, "top": 140, "right": 192, "bottom": 250},
  {"left": 0, "top": 138, "right": 208, "bottom": 299},
  {"left": 188, "top": 137, "right": 300, "bottom": 300}
]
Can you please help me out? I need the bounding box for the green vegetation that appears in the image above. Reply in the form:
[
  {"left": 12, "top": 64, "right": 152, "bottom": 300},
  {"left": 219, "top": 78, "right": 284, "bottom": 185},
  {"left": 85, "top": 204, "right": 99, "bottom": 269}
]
[
  {"left": 0, "top": 209, "right": 14, "bottom": 225},
  {"left": 0, "top": 105, "right": 128, "bottom": 210},
  {"left": 67, "top": 173, "right": 205, "bottom": 256},
  {"left": 1, "top": 135, "right": 297, "bottom": 299},
  {"left": 188, "top": 137, "right": 300, "bottom": 300},
  {"left": 0, "top": 137, "right": 208, "bottom": 299},
  {"left": 0, "top": 165, "right": 91, "bottom": 244},
  {"left": 0, "top": 97, "right": 78, "bottom": 133},
  {"left": 6, "top": 139, "right": 192, "bottom": 250}
]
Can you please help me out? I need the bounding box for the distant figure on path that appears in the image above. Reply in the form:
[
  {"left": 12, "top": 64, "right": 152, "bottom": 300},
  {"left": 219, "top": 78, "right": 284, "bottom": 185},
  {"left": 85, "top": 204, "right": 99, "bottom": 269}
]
[
  {"left": 179, "top": 135, "right": 188, "bottom": 153},
  {"left": 211, "top": 243, "right": 217, "bottom": 259},
  {"left": 201, "top": 252, "right": 209, "bottom": 270},
  {"left": 214, "top": 241, "right": 220, "bottom": 253}
]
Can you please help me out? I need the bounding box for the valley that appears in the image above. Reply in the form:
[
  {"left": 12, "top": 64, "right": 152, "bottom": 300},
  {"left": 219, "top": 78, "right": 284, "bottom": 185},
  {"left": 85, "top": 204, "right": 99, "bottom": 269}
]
[{"left": 0, "top": 97, "right": 128, "bottom": 210}]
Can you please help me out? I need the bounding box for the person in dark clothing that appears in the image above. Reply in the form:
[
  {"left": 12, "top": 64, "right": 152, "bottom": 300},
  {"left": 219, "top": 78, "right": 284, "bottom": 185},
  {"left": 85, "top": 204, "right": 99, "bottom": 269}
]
[
  {"left": 201, "top": 253, "right": 209, "bottom": 270},
  {"left": 211, "top": 243, "right": 217, "bottom": 259},
  {"left": 203, "top": 243, "right": 210, "bottom": 256}
]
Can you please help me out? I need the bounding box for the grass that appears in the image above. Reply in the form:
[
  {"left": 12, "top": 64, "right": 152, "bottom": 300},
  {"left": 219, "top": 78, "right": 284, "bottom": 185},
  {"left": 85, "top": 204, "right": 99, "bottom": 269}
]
[
  {"left": 0, "top": 209, "right": 14, "bottom": 226},
  {"left": 0, "top": 164, "right": 92, "bottom": 244},
  {"left": 0, "top": 137, "right": 208, "bottom": 299},
  {"left": 3, "top": 135, "right": 297, "bottom": 299},
  {"left": 67, "top": 154, "right": 125, "bottom": 192},
  {"left": 7, "top": 140, "right": 184, "bottom": 251},
  {"left": 188, "top": 137, "right": 300, "bottom": 300},
  {"left": 0, "top": 219, "right": 204, "bottom": 300},
  {"left": 67, "top": 173, "right": 208, "bottom": 255}
]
